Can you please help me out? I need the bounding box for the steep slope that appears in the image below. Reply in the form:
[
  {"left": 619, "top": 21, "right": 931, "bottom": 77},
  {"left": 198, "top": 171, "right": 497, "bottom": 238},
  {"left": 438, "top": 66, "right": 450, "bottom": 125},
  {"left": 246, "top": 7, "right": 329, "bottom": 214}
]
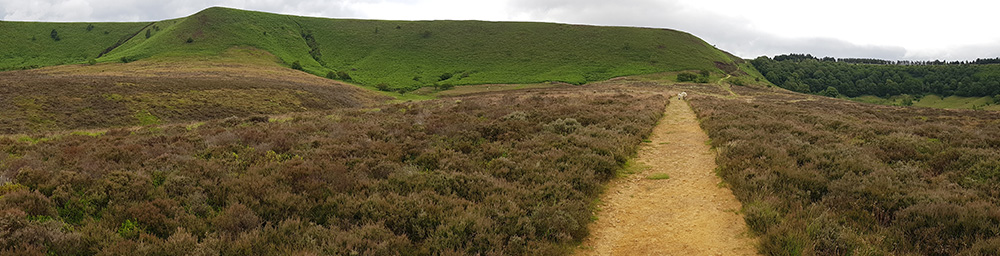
[
  {"left": 3, "top": 7, "right": 744, "bottom": 90},
  {"left": 0, "top": 21, "right": 148, "bottom": 70}
]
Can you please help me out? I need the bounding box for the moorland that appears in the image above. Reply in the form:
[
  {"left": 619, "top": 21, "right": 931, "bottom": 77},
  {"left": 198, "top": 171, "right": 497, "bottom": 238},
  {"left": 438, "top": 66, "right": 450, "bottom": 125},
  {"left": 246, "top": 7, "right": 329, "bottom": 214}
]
[{"left": 3, "top": 6, "right": 1000, "bottom": 256}]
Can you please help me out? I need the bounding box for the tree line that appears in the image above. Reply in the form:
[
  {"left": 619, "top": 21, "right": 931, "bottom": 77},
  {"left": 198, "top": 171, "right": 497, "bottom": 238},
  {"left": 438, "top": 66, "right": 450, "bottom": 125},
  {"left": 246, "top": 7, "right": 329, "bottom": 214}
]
[
  {"left": 752, "top": 54, "right": 1000, "bottom": 97},
  {"left": 771, "top": 53, "right": 1000, "bottom": 66}
]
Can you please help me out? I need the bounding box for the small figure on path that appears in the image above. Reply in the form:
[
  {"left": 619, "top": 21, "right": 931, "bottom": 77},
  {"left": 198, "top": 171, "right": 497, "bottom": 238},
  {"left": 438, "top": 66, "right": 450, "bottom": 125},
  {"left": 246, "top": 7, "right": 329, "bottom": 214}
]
[{"left": 678, "top": 92, "right": 688, "bottom": 100}]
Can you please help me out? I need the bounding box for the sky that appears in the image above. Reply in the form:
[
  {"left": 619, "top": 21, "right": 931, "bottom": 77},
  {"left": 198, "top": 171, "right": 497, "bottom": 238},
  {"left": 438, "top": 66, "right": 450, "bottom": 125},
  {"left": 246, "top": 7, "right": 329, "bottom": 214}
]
[{"left": 2, "top": 0, "right": 999, "bottom": 61}]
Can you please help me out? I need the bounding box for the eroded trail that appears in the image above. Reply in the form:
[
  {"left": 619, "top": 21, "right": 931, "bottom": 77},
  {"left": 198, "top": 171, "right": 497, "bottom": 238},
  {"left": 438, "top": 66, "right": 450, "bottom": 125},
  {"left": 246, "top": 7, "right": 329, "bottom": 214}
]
[{"left": 577, "top": 96, "right": 758, "bottom": 255}]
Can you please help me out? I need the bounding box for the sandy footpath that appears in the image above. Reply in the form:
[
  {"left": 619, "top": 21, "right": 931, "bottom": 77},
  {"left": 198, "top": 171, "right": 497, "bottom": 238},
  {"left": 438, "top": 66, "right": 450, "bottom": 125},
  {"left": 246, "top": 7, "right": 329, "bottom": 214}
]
[{"left": 576, "top": 96, "right": 758, "bottom": 255}]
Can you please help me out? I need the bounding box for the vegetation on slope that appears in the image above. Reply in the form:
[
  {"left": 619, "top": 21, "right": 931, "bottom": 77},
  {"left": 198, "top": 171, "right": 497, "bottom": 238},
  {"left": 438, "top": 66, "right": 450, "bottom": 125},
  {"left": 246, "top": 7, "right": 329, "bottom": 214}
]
[
  {"left": 688, "top": 85, "right": 1000, "bottom": 255},
  {"left": 0, "top": 21, "right": 149, "bottom": 70},
  {"left": 752, "top": 54, "right": 1000, "bottom": 98},
  {"left": 0, "top": 47, "right": 384, "bottom": 134},
  {"left": 3, "top": 7, "right": 743, "bottom": 91},
  {"left": 849, "top": 94, "right": 1000, "bottom": 111},
  {"left": 0, "top": 86, "right": 665, "bottom": 255}
]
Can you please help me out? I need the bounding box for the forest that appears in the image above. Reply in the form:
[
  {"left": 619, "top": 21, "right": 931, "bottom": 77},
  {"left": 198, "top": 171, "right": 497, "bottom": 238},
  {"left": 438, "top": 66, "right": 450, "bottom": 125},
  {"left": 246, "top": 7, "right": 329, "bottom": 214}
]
[
  {"left": 688, "top": 84, "right": 1000, "bottom": 255},
  {"left": 752, "top": 54, "right": 1000, "bottom": 97},
  {"left": 0, "top": 86, "right": 664, "bottom": 255}
]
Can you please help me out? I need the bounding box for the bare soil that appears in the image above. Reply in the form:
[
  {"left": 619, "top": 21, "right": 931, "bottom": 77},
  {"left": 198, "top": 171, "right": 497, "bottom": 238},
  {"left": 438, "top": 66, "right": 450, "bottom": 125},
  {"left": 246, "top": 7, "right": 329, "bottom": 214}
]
[{"left": 576, "top": 95, "right": 758, "bottom": 255}]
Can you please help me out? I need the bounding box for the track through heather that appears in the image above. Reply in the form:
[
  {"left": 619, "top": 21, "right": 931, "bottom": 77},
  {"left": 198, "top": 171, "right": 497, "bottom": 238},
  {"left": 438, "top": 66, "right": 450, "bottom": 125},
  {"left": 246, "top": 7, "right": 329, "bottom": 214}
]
[{"left": 576, "top": 95, "right": 757, "bottom": 255}]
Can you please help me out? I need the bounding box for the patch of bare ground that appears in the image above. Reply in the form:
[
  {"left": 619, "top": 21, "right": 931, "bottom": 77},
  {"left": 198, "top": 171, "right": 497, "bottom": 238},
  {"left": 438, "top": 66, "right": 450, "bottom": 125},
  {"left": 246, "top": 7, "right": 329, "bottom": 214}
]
[{"left": 576, "top": 94, "right": 758, "bottom": 256}]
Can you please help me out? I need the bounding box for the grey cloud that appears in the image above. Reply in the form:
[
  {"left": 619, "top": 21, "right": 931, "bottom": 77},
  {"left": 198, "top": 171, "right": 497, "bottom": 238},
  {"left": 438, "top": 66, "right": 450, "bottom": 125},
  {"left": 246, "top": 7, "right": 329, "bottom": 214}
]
[
  {"left": 507, "top": 0, "right": 909, "bottom": 60},
  {"left": 905, "top": 42, "right": 1000, "bottom": 61},
  {"left": 0, "top": 0, "right": 365, "bottom": 22}
]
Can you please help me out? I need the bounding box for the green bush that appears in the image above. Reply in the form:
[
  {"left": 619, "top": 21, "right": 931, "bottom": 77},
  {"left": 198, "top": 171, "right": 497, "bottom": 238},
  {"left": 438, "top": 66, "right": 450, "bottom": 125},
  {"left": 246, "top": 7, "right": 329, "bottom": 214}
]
[
  {"left": 677, "top": 72, "right": 698, "bottom": 82},
  {"left": 290, "top": 61, "right": 303, "bottom": 71},
  {"left": 336, "top": 71, "right": 351, "bottom": 80},
  {"left": 819, "top": 86, "right": 840, "bottom": 97},
  {"left": 439, "top": 72, "right": 453, "bottom": 81}
]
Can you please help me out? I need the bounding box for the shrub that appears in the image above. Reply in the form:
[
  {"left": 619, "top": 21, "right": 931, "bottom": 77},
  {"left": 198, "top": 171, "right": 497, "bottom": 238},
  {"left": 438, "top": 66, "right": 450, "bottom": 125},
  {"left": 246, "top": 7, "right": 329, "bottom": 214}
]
[
  {"left": 0, "top": 86, "right": 664, "bottom": 253},
  {"left": 117, "top": 220, "right": 141, "bottom": 239},
  {"left": 213, "top": 203, "right": 261, "bottom": 234},
  {"left": 677, "top": 72, "right": 698, "bottom": 82},
  {"left": 544, "top": 118, "right": 582, "bottom": 135},
  {"left": 325, "top": 71, "right": 335, "bottom": 79},
  {"left": 185, "top": 37, "right": 193, "bottom": 43},
  {"left": 336, "top": 71, "right": 351, "bottom": 80},
  {"left": 86, "top": 24, "right": 94, "bottom": 31},
  {"left": 819, "top": 86, "right": 840, "bottom": 97},
  {"left": 50, "top": 29, "right": 60, "bottom": 41},
  {"left": 689, "top": 84, "right": 1000, "bottom": 255},
  {"left": 290, "top": 61, "right": 303, "bottom": 71},
  {"left": 439, "top": 73, "right": 453, "bottom": 81},
  {"left": 730, "top": 78, "right": 746, "bottom": 86}
]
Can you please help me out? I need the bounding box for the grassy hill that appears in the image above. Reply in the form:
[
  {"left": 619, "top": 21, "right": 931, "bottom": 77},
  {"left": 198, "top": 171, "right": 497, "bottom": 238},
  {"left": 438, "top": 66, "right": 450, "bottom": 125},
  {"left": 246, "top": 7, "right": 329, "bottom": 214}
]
[
  {"left": 0, "top": 21, "right": 149, "bottom": 70},
  {"left": 2, "top": 7, "right": 751, "bottom": 90}
]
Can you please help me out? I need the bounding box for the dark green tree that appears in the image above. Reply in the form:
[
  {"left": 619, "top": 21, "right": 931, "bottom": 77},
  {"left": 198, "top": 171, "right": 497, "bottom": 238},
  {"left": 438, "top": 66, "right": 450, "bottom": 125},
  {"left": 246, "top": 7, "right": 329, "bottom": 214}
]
[
  {"left": 819, "top": 86, "right": 840, "bottom": 97},
  {"left": 337, "top": 71, "right": 351, "bottom": 80}
]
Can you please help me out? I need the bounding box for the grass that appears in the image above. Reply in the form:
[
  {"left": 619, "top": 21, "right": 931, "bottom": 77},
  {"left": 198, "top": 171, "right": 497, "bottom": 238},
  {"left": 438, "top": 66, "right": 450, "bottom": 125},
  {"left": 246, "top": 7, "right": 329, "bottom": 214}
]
[
  {"left": 0, "top": 21, "right": 149, "bottom": 70},
  {"left": 646, "top": 173, "right": 671, "bottom": 180},
  {"left": 3, "top": 7, "right": 743, "bottom": 91},
  {"left": 849, "top": 94, "right": 1000, "bottom": 110},
  {"left": 618, "top": 159, "right": 652, "bottom": 177}
]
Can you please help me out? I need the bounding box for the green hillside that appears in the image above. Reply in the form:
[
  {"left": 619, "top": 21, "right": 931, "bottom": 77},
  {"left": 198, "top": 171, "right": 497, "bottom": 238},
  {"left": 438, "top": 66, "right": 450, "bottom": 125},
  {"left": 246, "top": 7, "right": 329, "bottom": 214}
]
[
  {"left": 2, "top": 7, "right": 747, "bottom": 90},
  {"left": 0, "top": 21, "right": 148, "bottom": 70}
]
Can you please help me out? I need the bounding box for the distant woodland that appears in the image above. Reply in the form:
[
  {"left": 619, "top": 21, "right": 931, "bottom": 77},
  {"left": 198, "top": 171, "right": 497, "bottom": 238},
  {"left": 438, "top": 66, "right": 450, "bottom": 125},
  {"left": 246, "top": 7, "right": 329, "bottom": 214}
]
[{"left": 753, "top": 54, "right": 1000, "bottom": 97}]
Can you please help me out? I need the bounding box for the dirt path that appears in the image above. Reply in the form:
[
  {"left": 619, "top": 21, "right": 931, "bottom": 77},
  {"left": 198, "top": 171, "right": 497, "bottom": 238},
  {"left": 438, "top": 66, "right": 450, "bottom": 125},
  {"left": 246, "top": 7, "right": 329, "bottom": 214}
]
[{"left": 576, "top": 96, "right": 757, "bottom": 256}]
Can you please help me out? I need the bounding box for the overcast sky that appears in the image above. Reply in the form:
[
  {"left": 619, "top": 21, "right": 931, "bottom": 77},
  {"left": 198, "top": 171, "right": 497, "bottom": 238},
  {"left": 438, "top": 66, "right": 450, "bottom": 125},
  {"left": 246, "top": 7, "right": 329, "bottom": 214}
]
[{"left": 3, "top": 0, "right": 998, "bottom": 61}]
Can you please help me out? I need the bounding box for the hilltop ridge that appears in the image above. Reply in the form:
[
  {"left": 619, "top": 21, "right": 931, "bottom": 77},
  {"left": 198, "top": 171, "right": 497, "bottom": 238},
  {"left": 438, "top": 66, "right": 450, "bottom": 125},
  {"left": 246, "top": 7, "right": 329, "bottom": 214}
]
[{"left": 1, "top": 7, "right": 759, "bottom": 90}]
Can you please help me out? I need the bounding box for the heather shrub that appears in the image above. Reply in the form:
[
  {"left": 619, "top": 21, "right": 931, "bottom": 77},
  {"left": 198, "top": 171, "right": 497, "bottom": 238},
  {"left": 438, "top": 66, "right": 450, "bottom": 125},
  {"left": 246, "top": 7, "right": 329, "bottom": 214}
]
[
  {"left": 0, "top": 85, "right": 665, "bottom": 254},
  {"left": 689, "top": 84, "right": 1000, "bottom": 255}
]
